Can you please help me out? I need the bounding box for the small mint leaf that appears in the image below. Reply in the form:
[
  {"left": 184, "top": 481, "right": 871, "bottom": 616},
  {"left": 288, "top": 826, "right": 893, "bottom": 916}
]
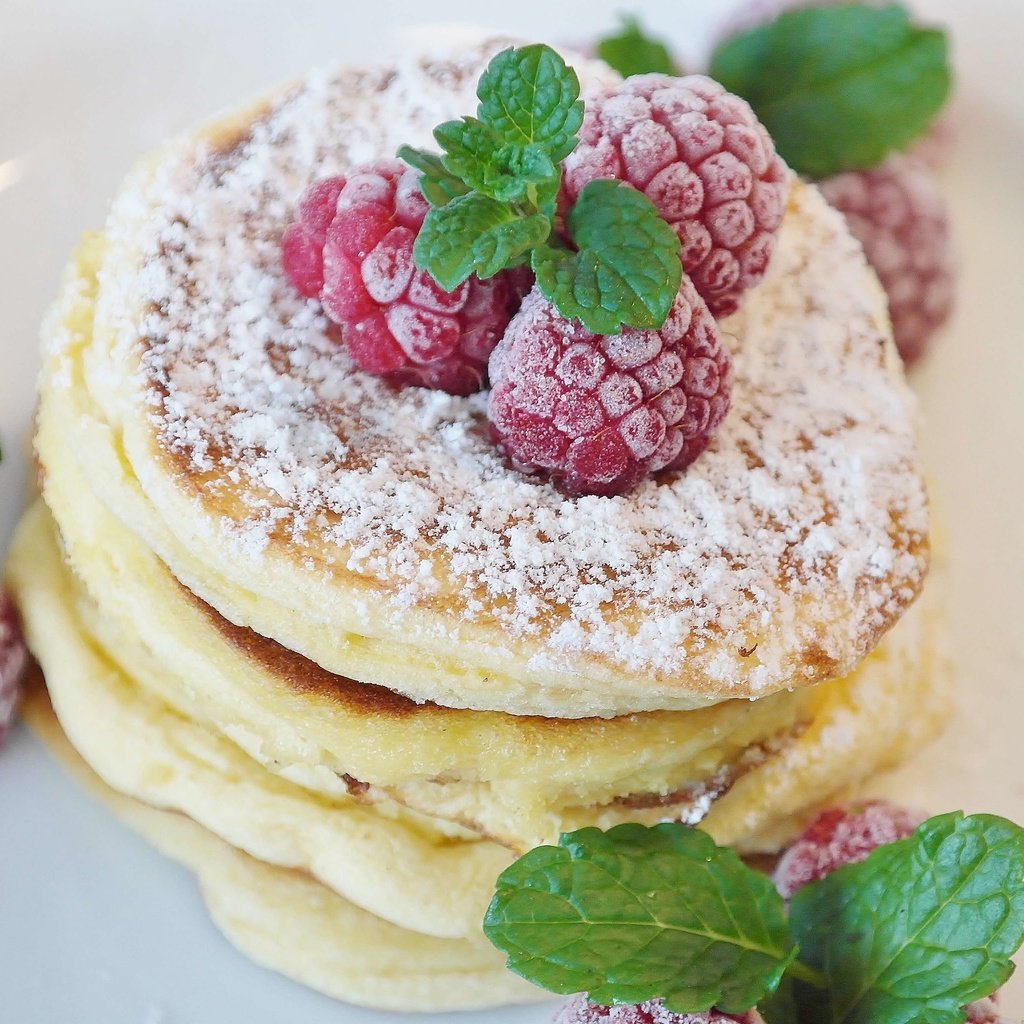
[
  {"left": 477, "top": 44, "right": 584, "bottom": 161},
  {"left": 483, "top": 822, "right": 796, "bottom": 1014},
  {"left": 790, "top": 812, "right": 1024, "bottom": 1024},
  {"left": 432, "top": 118, "right": 558, "bottom": 205},
  {"left": 709, "top": 4, "right": 951, "bottom": 177},
  {"left": 396, "top": 145, "right": 469, "bottom": 207},
  {"left": 533, "top": 180, "right": 681, "bottom": 334},
  {"left": 413, "top": 194, "right": 549, "bottom": 290},
  {"left": 597, "top": 15, "right": 679, "bottom": 78}
]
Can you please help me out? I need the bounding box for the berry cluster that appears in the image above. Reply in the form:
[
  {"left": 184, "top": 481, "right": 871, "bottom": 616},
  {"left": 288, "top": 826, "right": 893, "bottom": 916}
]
[{"left": 283, "top": 70, "right": 788, "bottom": 496}]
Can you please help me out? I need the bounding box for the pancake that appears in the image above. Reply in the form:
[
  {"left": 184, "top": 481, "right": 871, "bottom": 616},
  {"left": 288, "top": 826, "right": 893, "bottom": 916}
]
[
  {"left": 50, "top": 36, "right": 929, "bottom": 718},
  {"left": 20, "top": 686, "right": 544, "bottom": 1013},
  {"left": 7, "top": 498, "right": 946, "bottom": 865}
]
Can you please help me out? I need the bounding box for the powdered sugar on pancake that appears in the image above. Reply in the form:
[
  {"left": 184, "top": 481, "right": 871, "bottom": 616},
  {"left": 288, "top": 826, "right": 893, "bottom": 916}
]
[{"left": 120, "top": 38, "right": 928, "bottom": 687}]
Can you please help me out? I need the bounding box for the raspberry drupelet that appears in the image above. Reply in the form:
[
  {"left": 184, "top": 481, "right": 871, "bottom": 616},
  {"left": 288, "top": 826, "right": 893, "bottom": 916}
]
[
  {"left": 772, "top": 800, "right": 922, "bottom": 900},
  {"left": 819, "top": 155, "right": 953, "bottom": 365},
  {"left": 0, "top": 590, "right": 28, "bottom": 747},
  {"left": 282, "top": 159, "right": 524, "bottom": 396},
  {"left": 488, "top": 278, "right": 731, "bottom": 497},
  {"left": 552, "top": 995, "right": 765, "bottom": 1024},
  {"left": 561, "top": 74, "right": 789, "bottom": 318}
]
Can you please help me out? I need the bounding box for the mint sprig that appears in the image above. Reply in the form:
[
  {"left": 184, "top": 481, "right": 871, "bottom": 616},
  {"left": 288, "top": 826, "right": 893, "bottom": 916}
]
[
  {"left": 709, "top": 3, "right": 951, "bottom": 178},
  {"left": 483, "top": 823, "right": 798, "bottom": 1014},
  {"left": 533, "top": 181, "right": 682, "bottom": 334},
  {"left": 791, "top": 812, "right": 1024, "bottom": 1024},
  {"left": 484, "top": 813, "right": 1024, "bottom": 1023},
  {"left": 596, "top": 15, "right": 680, "bottom": 78},
  {"left": 398, "top": 44, "right": 683, "bottom": 334}
]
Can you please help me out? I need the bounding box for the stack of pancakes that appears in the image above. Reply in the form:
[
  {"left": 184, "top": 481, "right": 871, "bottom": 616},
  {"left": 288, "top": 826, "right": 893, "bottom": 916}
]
[{"left": 4, "top": 38, "right": 946, "bottom": 1013}]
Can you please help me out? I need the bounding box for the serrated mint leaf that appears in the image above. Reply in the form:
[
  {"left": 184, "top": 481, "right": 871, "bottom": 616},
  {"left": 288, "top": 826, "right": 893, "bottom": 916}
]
[
  {"left": 396, "top": 145, "right": 469, "bottom": 206},
  {"left": 597, "top": 15, "right": 679, "bottom": 78},
  {"left": 790, "top": 812, "right": 1024, "bottom": 1024},
  {"left": 477, "top": 44, "right": 584, "bottom": 161},
  {"left": 484, "top": 822, "right": 796, "bottom": 1014},
  {"left": 709, "top": 4, "right": 951, "bottom": 177},
  {"left": 413, "top": 194, "right": 549, "bottom": 290},
  {"left": 432, "top": 118, "right": 559, "bottom": 205},
  {"left": 533, "top": 180, "right": 681, "bottom": 334}
]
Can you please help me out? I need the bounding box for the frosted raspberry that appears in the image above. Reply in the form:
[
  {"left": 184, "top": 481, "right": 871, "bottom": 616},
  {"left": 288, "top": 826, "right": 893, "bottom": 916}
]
[
  {"left": 0, "top": 590, "right": 28, "bottom": 747},
  {"left": 561, "top": 75, "right": 789, "bottom": 318},
  {"left": 552, "top": 995, "right": 765, "bottom": 1024},
  {"left": 282, "top": 159, "right": 521, "bottom": 396},
  {"left": 819, "top": 156, "right": 954, "bottom": 364},
  {"left": 488, "top": 278, "right": 731, "bottom": 496},
  {"left": 772, "top": 801, "right": 922, "bottom": 900}
]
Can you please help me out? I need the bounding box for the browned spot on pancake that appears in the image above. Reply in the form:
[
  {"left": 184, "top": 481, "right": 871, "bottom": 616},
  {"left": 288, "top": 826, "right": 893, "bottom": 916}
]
[
  {"left": 181, "top": 584, "right": 429, "bottom": 719},
  {"left": 341, "top": 773, "right": 369, "bottom": 796}
]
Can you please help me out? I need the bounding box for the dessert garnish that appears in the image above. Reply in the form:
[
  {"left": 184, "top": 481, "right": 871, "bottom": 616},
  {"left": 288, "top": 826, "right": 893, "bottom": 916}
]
[
  {"left": 818, "top": 155, "right": 954, "bottom": 364},
  {"left": 595, "top": 2, "right": 955, "bottom": 361},
  {"left": 595, "top": 15, "right": 681, "bottom": 79},
  {"left": 561, "top": 74, "right": 788, "bottom": 317},
  {"left": 707, "top": 4, "right": 951, "bottom": 180},
  {"left": 0, "top": 588, "right": 27, "bottom": 747},
  {"left": 488, "top": 276, "right": 730, "bottom": 496},
  {"left": 281, "top": 160, "right": 524, "bottom": 395},
  {"left": 400, "top": 44, "right": 684, "bottom": 335},
  {"left": 483, "top": 810, "right": 1024, "bottom": 1024}
]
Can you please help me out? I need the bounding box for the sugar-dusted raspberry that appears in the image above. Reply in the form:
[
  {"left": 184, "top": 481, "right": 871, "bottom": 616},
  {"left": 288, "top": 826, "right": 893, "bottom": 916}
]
[
  {"left": 772, "top": 801, "right": 922, "bottom": 900},
  {"left": 0, "top": 590, "right": 28, "bottom": 747},
  {"left": 488, "top": 278, "right": 731, "bottom": 496},
  {"left": 819, "top": 156, "right": 953, "bottom": 364},
  {"left": 282, "top": 159, "right": 520, "bottom": 396},
  {"left": 552, "top": 994, "right": 765, "bottom": 1024},
  {"left": 561, "top": 75, "right": 789, "bottom": 318}
]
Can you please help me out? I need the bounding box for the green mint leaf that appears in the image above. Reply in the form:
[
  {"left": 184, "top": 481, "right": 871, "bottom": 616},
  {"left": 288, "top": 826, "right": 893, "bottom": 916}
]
[
  {"left": 432, "top": 118, "right": 559, "bottom": 205},
  {"left": 758, "top": 973, "right": 799, "bottom": 1024},
  {"left": 709, "top": 4, "right": 951, "bottom": 177},
  {"left": 596, "top": 15, "right": 679, "bottom": 78},
  {"left": 533, "top": 180, "right": 681, "bottom": 334},
  {"left": 483, "top": 823, "right": 796, "bottom": 1014},
  {"left": 413, "top": 194, "right": 549, "bottom": 290},
  {"left": 476, "top": 44, "right": 584, "bottom": 161},
  {"left": 790, "top": 812, "right": 1024, "bottom": 1024},
  {"left": 396, "top": 145, "right": 469, "bottom": 207}
]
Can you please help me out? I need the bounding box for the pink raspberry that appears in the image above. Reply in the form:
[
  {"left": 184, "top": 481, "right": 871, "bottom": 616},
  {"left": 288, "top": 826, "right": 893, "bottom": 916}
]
[
  {"left": 819, "top": 156, "right": 954, "bottom": 364},
  {"left": 772, "top": 801, "right": 922, "bottom": 900},
  {"left": 561, "top": 75, "right": 789, "bottom": 318},
  {"left": 552, "top": 995, "right": 765, "bottom": 1024},
  {"left": 0, "top": 590, "right": 28, "bottom": 747},
  {"left": 282, "top": 159, "right": 522, "bottom": 396},
  {"left": 488, "top": 278, "right": 731, "bottom": 496}
]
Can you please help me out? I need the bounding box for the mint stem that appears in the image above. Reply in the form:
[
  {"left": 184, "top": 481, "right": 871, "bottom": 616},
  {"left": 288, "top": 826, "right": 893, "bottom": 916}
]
[{"left": 786, "top": 959, "right": 827, "bottom": 990}]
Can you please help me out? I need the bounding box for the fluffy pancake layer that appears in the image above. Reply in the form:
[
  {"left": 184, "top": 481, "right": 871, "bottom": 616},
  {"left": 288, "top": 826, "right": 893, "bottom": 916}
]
[
  {"left": 55, "top": 38, "right": 929, "bottom": 717},
  {"left": 21, "top": 688, "right": 543, "bottom": 1012}
]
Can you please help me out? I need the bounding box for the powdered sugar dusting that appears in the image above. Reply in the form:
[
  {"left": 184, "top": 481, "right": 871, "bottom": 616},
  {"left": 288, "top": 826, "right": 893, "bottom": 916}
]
[{"left": 121, "top": 38, "right": 927, "bottom": 691}]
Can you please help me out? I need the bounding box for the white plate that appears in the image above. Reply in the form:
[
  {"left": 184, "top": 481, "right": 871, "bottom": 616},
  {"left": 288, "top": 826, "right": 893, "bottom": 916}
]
[{"left": 1, "top": 1, "right": 1022, "bottom": 1020}]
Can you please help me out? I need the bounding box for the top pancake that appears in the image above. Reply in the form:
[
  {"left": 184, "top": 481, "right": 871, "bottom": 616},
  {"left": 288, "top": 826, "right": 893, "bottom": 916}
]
[{"left": 69, "top": 36, "right": 929, "bottom": 717}]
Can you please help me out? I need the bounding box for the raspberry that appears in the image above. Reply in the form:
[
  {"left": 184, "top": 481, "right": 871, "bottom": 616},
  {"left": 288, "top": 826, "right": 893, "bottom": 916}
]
[
  {"left": 0, "top": 590, "right": 28, "bottom": 747},
  {"left": 772, "top": 801, "right": 922, "bottom": 900},
  {"left": 561, "top": 75, "right": 788, "bottom": 318},
  {"left": 488, "top": 278, "right": 731, "bottom": 496},
  {"left": 819, "top": 155, "right": 954, "bottom": 364},
  {"left": 282, "top": 159, "right": 521, "bottom": 396},
  {"left": 552, "top": 995, "right": 765, "bottom": 1024}
]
